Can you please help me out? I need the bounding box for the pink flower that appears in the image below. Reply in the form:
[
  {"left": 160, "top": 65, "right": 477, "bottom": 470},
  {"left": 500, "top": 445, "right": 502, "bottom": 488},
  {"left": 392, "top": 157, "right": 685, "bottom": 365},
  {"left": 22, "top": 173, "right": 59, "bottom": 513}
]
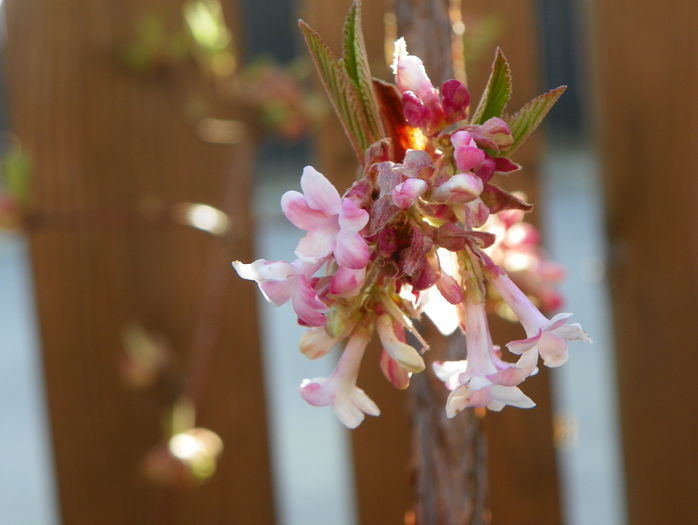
[
  {"left": 232, "top": 258, "right": 327, "bottom": 326},
  {"left": 299, "top": 326, "right": 380, "bottom": 428},
  {"left": 435, "top": 294, "right": 535, "bottom": 416},
  {"left": 489, "top": 269, "right": 591, "bottom": 370},
  {"left": 281, "top": 166, "right": 370, "bottom": 270}
]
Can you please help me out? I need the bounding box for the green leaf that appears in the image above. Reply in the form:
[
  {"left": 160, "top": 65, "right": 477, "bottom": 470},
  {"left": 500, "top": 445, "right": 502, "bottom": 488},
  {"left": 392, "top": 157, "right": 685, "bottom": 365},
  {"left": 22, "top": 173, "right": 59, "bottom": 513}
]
[
  {"left": 470, "top": 47, "right": 512, "bottom": 125},
  {"left": 342, "top": 1, "right": 384, "bottom": 143},
  {"left": 299, "top": 19, "right": 370, "bottom": 162},
  {"left": 503, "top": 85, "right": 566, "bottom": 155}
]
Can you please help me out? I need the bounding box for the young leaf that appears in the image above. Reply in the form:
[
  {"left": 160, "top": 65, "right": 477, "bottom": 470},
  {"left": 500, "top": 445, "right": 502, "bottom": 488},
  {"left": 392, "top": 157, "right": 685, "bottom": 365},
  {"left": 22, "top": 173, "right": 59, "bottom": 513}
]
[
  {"left": 470, "top": 47, "right": 512, "bottom": 125},
  {"left": 503, "top": 86, "right": 567, "bottom": 155},
  {"left": 299, "top": 19, "right": 370, "bottom": 162},
  {"left": 342, "top": 1, "right": 384, "bottom": 142}
]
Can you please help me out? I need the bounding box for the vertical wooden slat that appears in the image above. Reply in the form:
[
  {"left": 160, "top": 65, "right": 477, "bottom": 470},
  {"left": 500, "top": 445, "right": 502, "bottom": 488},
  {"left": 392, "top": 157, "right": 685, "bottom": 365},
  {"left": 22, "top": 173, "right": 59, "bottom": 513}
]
[
  {"left": 5, "top": 1, "right": 276, "bottom": 524},
  {"left": 593, "top": 1, "right": 698, "bottom": 524}
]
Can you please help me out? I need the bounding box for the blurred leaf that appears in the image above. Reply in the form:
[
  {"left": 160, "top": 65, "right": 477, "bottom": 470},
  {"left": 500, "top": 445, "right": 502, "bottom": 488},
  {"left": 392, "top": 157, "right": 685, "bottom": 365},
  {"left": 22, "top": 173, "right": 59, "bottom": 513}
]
[
  {"left": 342, "top": 0, "right": 384, "bottom": 143},
  {"left": 299, "top": 19, "right": 370, "bottom": 162},
  {"left": 471, "top": 47, "right": 512, "bottom": 125},
  {"left": 184, "top": 0, "right": 231, "bottom": 53},
  {"left": 503, "top": 86, "right": 567, "bottom": 155},
  {"left": 1, "top": 145, "right": 32, "bottom": 205}
]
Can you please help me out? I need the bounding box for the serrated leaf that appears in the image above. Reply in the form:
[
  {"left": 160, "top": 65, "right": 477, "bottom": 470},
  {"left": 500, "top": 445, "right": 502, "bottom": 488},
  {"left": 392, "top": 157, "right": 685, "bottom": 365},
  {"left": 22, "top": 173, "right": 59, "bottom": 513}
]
[
  {"left": 471, "top": 47, "right": 512, "bottom": 125},
  {"left": 299, "top": 20, "right": 370, "bottom": 162},
  {"left": 342, "top": 1, "right": 384, "bottom": 143},
  {"left": 503, "top": 86, "right": 566, "bottom": 155}
]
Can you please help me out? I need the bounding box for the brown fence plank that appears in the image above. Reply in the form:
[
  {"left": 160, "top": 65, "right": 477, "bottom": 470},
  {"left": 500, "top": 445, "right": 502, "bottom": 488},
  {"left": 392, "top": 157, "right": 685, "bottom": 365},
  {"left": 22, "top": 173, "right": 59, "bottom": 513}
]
[
  {"left": 592, "top": 1, "right": 698, "bottom": 524},
  {"left": 5, "top": 1, "right": 276, "bottom": 524}
]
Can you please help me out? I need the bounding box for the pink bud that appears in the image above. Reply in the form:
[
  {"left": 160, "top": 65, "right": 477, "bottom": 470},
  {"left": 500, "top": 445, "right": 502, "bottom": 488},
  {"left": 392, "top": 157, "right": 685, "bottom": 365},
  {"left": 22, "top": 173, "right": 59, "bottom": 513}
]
[
  {"left": 379, "top": 350, "right": 411, "bottom": 390},
  {"left": 391, "top": 178, "right": 428, "bottom": 209},
  {"left": 454, "top": 146, "right": 486, "bottom": 173},
  {"left": 441, "top": 79, "right": 470, "bottom": 122},
  {"left": 300, "top": 327, "right": 339, "bottom": 360},
  {"left": 431, "top": 173, "right": 484, "bottom": 203},
  {"left": 401, "top": 91, "right": 429, "bottom": 128},
  {"left": 436, "top": 271, "right": 464, "bottom": 305}
]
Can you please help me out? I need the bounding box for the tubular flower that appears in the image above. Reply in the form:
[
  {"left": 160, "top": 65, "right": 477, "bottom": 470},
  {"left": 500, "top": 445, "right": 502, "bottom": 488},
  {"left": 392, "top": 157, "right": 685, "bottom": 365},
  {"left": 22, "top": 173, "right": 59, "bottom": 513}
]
[
  {"left": 233, "top": 26, "right": 581, "bottom": 427},
  {"left": 299, "top": 326, "right": 380, "bottom": 429}
]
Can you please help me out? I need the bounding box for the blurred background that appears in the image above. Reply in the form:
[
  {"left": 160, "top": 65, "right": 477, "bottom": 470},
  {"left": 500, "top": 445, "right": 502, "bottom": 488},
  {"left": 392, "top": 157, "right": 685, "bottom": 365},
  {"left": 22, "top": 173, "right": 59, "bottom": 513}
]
[{"left": 0, "top": 0, "right": 696, "bottom": 524}]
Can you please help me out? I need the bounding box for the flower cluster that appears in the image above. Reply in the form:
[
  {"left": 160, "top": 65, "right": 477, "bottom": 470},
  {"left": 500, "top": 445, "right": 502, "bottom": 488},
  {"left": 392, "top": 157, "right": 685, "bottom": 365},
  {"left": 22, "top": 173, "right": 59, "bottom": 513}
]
[{"left": 234, "top": 38, "right": 590, "bottom": 428}]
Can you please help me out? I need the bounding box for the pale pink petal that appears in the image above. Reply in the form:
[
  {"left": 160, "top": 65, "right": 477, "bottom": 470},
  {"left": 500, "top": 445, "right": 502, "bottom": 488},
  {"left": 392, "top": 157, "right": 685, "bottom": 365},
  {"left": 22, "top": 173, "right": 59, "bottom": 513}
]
[
  {"left": 506, "top": 330, "right": 542, "bottom": 355},
  {"left": 376, "top": 314, "right": 425, "bottom": 373},
  {"left": 431, "top": 173, "right": 484, "bottom": 203},
  {"left": 232, "top": 259, "right": 294, "bottom": 282},
  {"left": 299, "top": 377, "right": 335, "bottom": 406},
  {"left": 433, "top": 360, "right": 467, "bottom": 391},
  {"left": 451, "top": 130, "right": 476, "bottom": 149},
  {"left": 464, "top": 198, "right": 490, "bottom": 227},
  {"left": 392, "top": 39, "right": 438, "bottom": 103},
  {"left": 380, "top": 350, "right": 411, "bottom": 390},
  {"left": 487, "top": 384, "right": 536, "bottom": 410},
  {"left": 295, "top": 226, "right": 337, "bottom": 263},
  {"left": 259, "top": 279, "right": 295, "bottom": 306},
  {"left": 329, "top": 266, "right": 366, "bottom": 297},
  {"left": 391, "top": 178, "right": 428, "bottom": 209},
  {"left": 538, "top": 332, "right": 569, "bottom": 367},
  {"left": 487, "top": 348, "right": 538, "bottom": 386},
  {"left": 338, "top": 198, "right": 369, "bottom": 233},
  {"left": 546, "top": 312, "right": 574, "bottom": 331},
  {"left": 300, "top": 327, "right": 339, "bottom": 359},
  {"left": 300, "top": 166, "right": 341, "bottom": 214},
  {"left": 334, "top": 231, "right": 369, "bottom": 270},
  {"left": 291, "top": 276, "right": 327, "bottom": 326},
  {"left": 435, "top": 271, "right": 464, "bottom": 305},
  {"left": 280, "top": 190, "right": 329, "bottom": 231}
]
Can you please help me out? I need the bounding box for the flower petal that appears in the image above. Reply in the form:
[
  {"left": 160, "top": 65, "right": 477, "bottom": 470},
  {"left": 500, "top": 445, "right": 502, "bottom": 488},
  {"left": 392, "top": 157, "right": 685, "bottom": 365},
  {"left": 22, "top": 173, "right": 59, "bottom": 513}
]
[
  {"left": 259, "top": 279, "right": 295, "bottom": 306},
  {"left": 291, "top": 276, "right": 327, "bottom": 326},
  {"left": 454, "top": 146, "right": 485, "bottom": 173},
  {"left": 329, "top": 266, "right": 366, "bottom": 297},
  {"left": 431, "top": 173, "right": 484, "bottom": 203},
  {"left": 334, "top": 231, "right": 369, "bottom": 270},
  {"left": 232, "top": 259, "right": 293, "bottom": 282},
  {"left": 299, "top": 327, "right": 339, "bottom": 360},
  {"left": 338, "top": 198, "right": 369, "bottom": 232},
  {"left": 295, "top": 226, "right": 337, "bottom": 263},
  {"left": 299, "top": 377, "right": 334, "bottom": 406},
  {"left": 391, "top": 178, "right": 428, "bottom": 209},
  {"left": 281, "top": 190, "right": 329, "bottom": 231},
  {"left": 506, "top": 330, "right": 542, "bottom": 355},
  {"left": 538, "top": 332, "right": 569, "bottom": 367},
  {"left": 300, "top": 166, "right": 341, "bottom": 214}
]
